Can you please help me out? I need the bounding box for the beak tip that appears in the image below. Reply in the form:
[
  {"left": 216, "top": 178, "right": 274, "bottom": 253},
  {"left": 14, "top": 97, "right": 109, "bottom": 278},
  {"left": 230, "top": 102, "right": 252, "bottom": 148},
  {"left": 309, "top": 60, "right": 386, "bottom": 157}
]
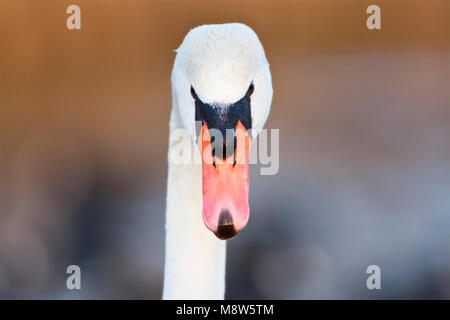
[
  {"left": 214, "top": 225, "right": 238, "bottom": 240},
  {"left": 213, "top": 208, "right": 239, "bottom": 240}
]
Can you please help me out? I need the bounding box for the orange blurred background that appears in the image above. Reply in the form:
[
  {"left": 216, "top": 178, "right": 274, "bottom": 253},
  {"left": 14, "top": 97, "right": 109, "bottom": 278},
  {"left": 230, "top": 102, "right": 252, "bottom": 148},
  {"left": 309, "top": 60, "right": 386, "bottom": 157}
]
[{"left": 0, "top": 1, "right": 449, "bottom": 298}]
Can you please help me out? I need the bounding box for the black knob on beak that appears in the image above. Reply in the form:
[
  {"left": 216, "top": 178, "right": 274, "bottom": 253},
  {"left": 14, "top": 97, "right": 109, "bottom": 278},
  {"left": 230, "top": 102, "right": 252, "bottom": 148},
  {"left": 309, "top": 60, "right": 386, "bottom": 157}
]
[{"left": 214, "top": 209, "right": 237, "bottom": 240}]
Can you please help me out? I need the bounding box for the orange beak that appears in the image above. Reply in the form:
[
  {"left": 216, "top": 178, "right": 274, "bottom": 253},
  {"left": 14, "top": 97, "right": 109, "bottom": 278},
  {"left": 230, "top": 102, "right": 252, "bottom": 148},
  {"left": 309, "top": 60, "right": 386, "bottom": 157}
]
[{"left": 197, "top": 121, "right": 250, "bottom": 239}]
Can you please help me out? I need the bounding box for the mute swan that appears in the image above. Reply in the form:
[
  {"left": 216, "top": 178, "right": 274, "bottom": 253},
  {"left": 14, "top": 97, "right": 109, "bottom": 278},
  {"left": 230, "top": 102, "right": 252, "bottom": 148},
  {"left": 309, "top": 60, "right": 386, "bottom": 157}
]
[{"left": 163, "top": 23, "right": 273, "bottom": 299}]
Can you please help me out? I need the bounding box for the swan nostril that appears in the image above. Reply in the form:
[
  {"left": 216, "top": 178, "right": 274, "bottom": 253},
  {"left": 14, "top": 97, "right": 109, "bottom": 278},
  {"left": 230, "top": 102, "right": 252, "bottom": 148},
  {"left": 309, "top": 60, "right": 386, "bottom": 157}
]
[
  {"left": 219, "top": 208, "right": 233, "bottom": 225},
  {"left": 214, "top": 209, "right": 238, "bottom": 240}
]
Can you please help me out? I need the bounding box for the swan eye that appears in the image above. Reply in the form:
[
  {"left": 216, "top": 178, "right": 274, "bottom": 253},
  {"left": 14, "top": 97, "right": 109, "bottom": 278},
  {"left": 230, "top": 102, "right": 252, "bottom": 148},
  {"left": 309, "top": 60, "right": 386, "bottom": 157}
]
[
  {"left": 247, "top": 83, "right": 254, "bottom": 96},
  {"left": 191, "top": 86, "right": 197, "bottom": 100}
]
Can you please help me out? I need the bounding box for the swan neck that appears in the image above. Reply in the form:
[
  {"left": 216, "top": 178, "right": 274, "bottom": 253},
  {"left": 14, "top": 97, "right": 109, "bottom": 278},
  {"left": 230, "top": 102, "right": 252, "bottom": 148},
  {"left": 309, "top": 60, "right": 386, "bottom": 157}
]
[{"left": 163, "top": 108, "right": 226, "bottom": 300}]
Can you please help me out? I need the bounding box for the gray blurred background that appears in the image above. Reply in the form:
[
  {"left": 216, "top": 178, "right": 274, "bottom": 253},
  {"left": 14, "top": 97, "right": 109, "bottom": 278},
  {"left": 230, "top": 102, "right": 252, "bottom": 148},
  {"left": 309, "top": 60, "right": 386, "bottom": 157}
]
[{"left": 0, "top": 0, "right": 449, "bottom": 299}]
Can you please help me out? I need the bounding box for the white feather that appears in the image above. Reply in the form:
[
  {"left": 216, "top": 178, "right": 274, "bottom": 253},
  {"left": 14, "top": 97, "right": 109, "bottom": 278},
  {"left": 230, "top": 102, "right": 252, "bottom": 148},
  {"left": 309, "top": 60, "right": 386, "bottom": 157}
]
[{"left": 163, "top": 23, "right": 273, "bottom": 300}]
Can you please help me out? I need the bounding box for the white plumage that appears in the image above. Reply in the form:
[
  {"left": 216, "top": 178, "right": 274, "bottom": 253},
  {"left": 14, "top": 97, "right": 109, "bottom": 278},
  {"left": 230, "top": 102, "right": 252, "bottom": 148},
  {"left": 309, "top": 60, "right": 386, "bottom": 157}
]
[{"left": 163, "top": 23, "right": 273, "bottom": 300}]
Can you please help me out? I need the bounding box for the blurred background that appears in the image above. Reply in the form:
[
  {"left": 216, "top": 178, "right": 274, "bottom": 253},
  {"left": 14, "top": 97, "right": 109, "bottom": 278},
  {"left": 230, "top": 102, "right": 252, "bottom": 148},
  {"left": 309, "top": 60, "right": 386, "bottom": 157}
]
[{"left": 0, "top": 0, "right": 449, "bottom": 299}]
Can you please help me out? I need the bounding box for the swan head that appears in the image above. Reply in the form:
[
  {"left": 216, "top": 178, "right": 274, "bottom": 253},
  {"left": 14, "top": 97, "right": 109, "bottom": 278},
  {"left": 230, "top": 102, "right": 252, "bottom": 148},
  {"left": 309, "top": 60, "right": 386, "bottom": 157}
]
[{"left": 172, "top": 23, "right": 273, "bottom": 239}]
